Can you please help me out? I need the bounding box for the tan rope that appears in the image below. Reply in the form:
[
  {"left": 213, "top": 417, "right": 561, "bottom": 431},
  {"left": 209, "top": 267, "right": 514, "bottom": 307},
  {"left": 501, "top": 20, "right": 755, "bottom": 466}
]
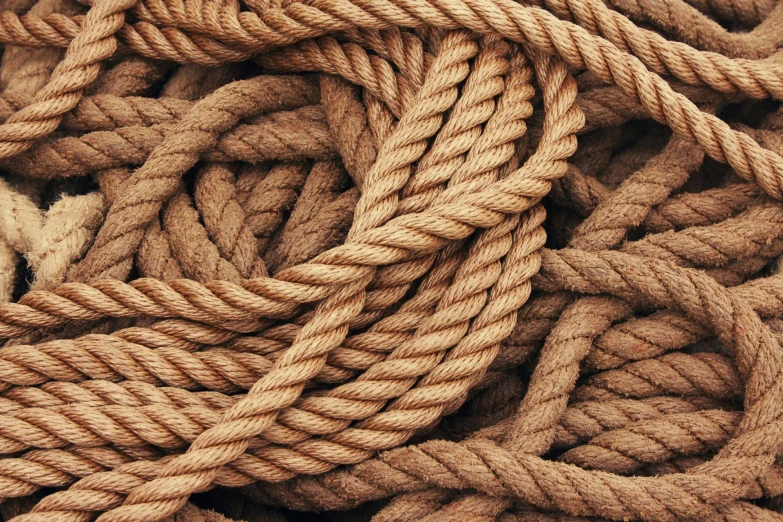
[
  {"left": 69, "top": 74, "right": 319, "bottom": 283},
  {"left": 5, "top": 28, "right": 579, "bottom": 520},
  {"left": 0, "top": 0, "right": 781, "bottom": 520},
  {"left": 0, "top": 0, "right": 133, "bottom": 158},
  {"left": 682, "top": 0, "right": 776, "bottom": 26},
  {"left": 605, "top": 0, "right": 783, "bottom": 58},
  {"left": 242, "top": 249, "right": 783, "bottom": 517}
]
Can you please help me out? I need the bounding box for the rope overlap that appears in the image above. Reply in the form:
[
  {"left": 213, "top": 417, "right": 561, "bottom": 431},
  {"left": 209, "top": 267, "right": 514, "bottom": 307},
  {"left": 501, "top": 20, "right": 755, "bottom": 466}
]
[{"left": 0, "top": 0, "right": 779, "bottom": 520}]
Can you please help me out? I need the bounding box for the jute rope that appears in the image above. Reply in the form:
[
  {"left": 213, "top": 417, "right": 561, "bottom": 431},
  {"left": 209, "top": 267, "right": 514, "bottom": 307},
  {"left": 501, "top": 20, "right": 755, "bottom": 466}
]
[{"left": 0, "top": 0, "right": 780, "bottom": 520}]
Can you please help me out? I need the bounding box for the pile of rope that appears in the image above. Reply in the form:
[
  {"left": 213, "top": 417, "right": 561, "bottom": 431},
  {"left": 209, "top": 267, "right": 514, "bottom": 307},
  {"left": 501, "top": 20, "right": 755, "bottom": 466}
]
[{"left": 0, "top": 0, "right": 781, "bottom": 519}]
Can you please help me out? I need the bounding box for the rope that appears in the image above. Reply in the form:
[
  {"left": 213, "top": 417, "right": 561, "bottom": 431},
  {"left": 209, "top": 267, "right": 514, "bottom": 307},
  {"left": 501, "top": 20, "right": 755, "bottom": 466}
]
[
  {"left": 243, "top": 250, "right": 783, "bottom": 519},
  {"left": 0, "top": 0, "right": 779, "bottom": 520},
  {"left": 4, "top": 104, "right": 335, "bottom": 178},
  {"left": 0, "top": 0, "right": 133, "bottom": 158}
]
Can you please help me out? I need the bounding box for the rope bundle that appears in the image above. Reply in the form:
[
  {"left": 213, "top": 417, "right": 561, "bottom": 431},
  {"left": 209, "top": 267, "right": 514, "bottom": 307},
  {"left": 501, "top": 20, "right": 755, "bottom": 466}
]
[{"left": 0, "top": 0, "right": 778, "bottom": 520}]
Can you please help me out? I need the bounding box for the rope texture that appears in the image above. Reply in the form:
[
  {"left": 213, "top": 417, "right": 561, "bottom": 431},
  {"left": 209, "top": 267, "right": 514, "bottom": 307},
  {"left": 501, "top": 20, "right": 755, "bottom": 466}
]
[{"left": 0, "top": 0, "right": 780, "bottom": 521}]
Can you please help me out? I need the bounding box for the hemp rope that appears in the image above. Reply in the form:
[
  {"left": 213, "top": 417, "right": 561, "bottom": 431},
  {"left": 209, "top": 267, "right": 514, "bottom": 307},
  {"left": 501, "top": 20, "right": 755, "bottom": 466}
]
[
  {"left": 0, "top": 36, "right": 107, "bottom": 298},
  {"left": 1, "top": 84, "right": 776, "bottom": 336},
  {"left": 10, "top": 28, "right": 478, "bottom": 516},
  {"left": 0, "top": 26, "right": 576, "bottom": 516},
  {"left": 134, "top": 64, "right": 227, "bottom": 283},
  {"left": 0, "top": 0, "right": 133, "bottom": 158},
  {"left": 143, "top": 64, "right": 264, "bottom": 284},
  {"left": 371, "top": 77, "right": 728, "bottom": 519},
  {"left": 6, "top": 49, "right": 756, "bottom": 520},
  {"left": 1, "top": 269, "right": 780, "bottom": 397},
  {"left": 70, "top": 74, "right": 320, "bottom": 283},
  {"left": 13, "top": 0, "right": 783, "bottom": 102},
  {"left": 3, "top": 184, "right": 772, "bottom": 500},
  {"left": 0, "top": 29, "right": 520, "bottom": 378},
  {"left": 0, "top": 195, "right": 772, "bottom": 492},
  {"left": 0, "top": 0, "right": 780, "bottom": 520},
  {"left": 240, "top": 249, "right": 783, "bottom": 517},
  {"left": 264, "top": 131, "right": 783, "bottom": 516},
  {"left": 682, "top": 0, "right": 776, "bottom": 26},
  {"left": 2, "top": 104, "right": 336, "bottom": 179},
  {"left": 603, "top": 0, "right": 783, "bottom": 58},
  {"left": 379, "top": 72, "right": 776, "bottom": 518}
]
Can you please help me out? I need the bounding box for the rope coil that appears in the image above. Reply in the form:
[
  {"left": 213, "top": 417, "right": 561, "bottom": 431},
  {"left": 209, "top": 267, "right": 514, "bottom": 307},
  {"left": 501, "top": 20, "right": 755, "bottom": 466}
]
[{"left": 0, "top": 0, "right": 779, "bottom": 520}]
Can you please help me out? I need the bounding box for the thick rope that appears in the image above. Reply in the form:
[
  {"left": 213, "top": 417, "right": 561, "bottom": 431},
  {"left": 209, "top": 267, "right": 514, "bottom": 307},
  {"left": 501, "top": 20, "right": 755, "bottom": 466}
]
[{"left": 0, "top": 0, "right": 780, "bottom": 520}]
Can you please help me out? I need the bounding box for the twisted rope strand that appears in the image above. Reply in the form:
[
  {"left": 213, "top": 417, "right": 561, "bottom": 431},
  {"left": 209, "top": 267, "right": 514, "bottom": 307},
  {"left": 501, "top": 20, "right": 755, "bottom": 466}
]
[
  {"left": 416, "top": 119, "right": 730, "bottom": 515},
  {"left": 241, "top": 249, "right": 783, "bottom": 519},
  {"left": 69, "top": 74, "right": 319, "bottom": 283},
  {"left": 4, "top": 0, "right": 783, "bottom": 197},
  {"left": 603, "top": 0, "right": 783, "bottom": 58},
  {"left": 585, "top": 274, "right": 783, "bottom": 371},
  {"left": 87, "top": 0, "right": 783, "bottom": 100},
  {"left": 0, "top": 0, "right": 779, "bottom": 336},
  {"left": 5, "top": 105, "right": 336, "bottom": 179},
  {"left": 569, "top": 137, "right": 705, "bottom": 251},
  {"left": 12, "top": 29, "right": 579, "bottom": 520},
  {"left": 0, "top": 84, "right": 574, "bottom": 336},
  {"left": 682, "top": 0, "right": 776, "bottom": 26},
  {"left": 0, "top": 0, "right": 778, "bottom": 519},
  {"left": 27, "top": 30, "right": 483, "bottom": 522},
  {"left": 574, "top": 352, "right": 742, "bottom": 401},
  {"left": 0, "top": 0, "right": 133, "bottom": 159},
  {"left": 559, "top": 409, "right": 748, "bottom": 474},
  {"left": 371, "top": 47, "right": 580, "bottom": 520},
  {"left": 0, "top": 385, "right": 708, "bottom": 503}
]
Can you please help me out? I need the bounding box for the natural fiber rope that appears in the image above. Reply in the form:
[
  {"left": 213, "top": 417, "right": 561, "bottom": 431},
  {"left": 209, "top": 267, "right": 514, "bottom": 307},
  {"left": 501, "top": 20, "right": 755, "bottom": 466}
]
[
  {"left": 682, "top": 0, "right": 776, "bottom": 26},
  {"left": 0, "top": 171, "right": 106, "bottom": 294},
  {"left": 241, "top": 248, "right": 783, "bottom": 518},
  {"left": 373, "top": 72, "right": 735, "bottom": 519},
  {"left": 0, "top": 0, "right": 133, "bottom": 158},
  {"left": 1, "top": 104, "right": 335, "bottom": 179},
  {"left": 2, "top": 0, "right": 783, "bottom": 190},
  {"left": 604, "top": 0, "right": 783, "bottom": 58},
  {"left": 70, "top": 74, "right": 319, "bottom": 283},
  {"left": 0, "top": 0, "right": 779, "bottom": 520},
  {"left": 0, "top": 27, "right": 580, "bottom": 516},
  {"left": 9, "top": 0, "right": 783, "bottom": 101}
]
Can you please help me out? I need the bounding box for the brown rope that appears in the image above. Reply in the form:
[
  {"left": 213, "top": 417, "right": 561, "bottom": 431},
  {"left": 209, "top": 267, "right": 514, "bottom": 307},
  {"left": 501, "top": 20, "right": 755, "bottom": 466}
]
[
  {"left": 70, "top": 74, "right": 319, "bottom": 283},
  {"left": 3, "top": 30, "right": 580, "bottom": 516},
  {"left": 569, "top": 137, "right": 705, "bottom": 251},
  {"left": 682, "top": 0, "right": 776, "bottom": 26},
  {"left": 605, "top": 0, "right": 783, "bottom": 58},
  {"left": 243, "top": 249, "right": 783, "bottom": 517},
  {"left": 0, "top": 0, "right": 133, "bottom": 158},
  {"left": 4, "top": 104, "right": 335, "bottom": 179},
  {"left": 0, "top": 0, "right": 780, "bottom": 520},
  {"left": 319, "top": 74, "right": 376, "bottom": 191}
]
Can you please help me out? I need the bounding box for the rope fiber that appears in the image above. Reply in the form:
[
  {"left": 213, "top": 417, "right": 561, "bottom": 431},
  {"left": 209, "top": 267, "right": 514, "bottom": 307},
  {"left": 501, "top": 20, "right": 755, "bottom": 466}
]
[{"left": 0, "top": 0, "right": 780, "bottom": 520}]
